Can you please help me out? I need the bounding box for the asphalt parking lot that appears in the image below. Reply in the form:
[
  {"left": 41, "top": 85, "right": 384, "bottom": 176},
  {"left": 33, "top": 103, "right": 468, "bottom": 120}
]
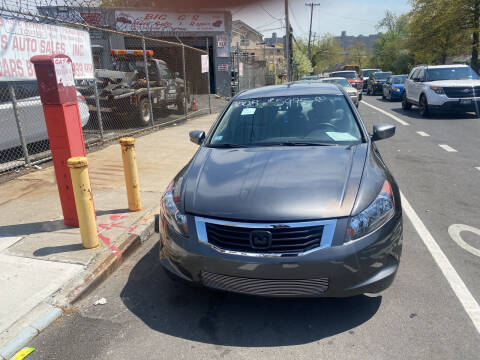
[{"left": 28, "top": 95, "right": 480, "bottom": 359}]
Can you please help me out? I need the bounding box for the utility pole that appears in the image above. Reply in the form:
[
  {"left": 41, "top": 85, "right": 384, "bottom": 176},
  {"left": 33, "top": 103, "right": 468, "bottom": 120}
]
[
  {"left": 306, "top": 2, "right": 320, "bottom": 60},
  {"left": 285, "top": 0, "right": 292, "bottom": 81}
]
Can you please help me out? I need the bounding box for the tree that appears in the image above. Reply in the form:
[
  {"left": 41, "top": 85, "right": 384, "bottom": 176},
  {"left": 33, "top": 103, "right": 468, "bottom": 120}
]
[
  {"left": 310, "top": 35, "right": 344, "bottom": 73},
  {"left": 455, "top": 0, "right": 480, "bottom": 72},
  {"left": 293, "top": 40, "right": 313, "bottom": 78},
  {"left": 346, "top": 41, "right": 367, "bottom": 69},
  {"left": 372, "top": 11, "right": 412, "bottom": 73},
  {"left": 408, "top": 0, "right": 466, "bottom": 65}
]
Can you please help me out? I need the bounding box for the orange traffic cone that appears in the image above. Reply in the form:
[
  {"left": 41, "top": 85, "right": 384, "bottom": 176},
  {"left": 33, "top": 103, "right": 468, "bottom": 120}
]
[{"left": 190, "top": 96, "right": 197, "bottom": 111}]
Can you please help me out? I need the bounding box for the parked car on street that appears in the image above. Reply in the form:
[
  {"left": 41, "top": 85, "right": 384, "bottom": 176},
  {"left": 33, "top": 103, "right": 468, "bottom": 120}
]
[
  {"left": 361, "top": 68, "right": 380, "bottom": 91},
  {"left": 367, "top": 71, "right": 393, "bottom": 95},
  {"left": 320, "top": 77, "right": 360, "bottom": 107},
  {"left": 382, "top": 75, "right": 408, "bottom": 101},
  {"left": 402, "top": 64, "right": 480, "bottom": 117},
  {"left": 330, "top": 70, "right": 363, "bottom": 91},
  {"left": 157, "top": 82, "right": 403, "bottom": 298},
  {"left": 0, "top": 81, "right": 89, "bottom": 152}
]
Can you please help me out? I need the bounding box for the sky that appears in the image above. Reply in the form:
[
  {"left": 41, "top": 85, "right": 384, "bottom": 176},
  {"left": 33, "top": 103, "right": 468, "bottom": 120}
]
[{"left": 232, "top": 0, "right": 411, "bottom": 39}]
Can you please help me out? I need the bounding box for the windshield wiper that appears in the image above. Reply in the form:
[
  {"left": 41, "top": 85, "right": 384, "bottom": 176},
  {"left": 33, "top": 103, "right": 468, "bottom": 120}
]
[
  {"left": 208, "top": 143, "right": 249, "bottom": 148},
  {"left": 278, "top": 141, "right": 336, "bottom": 147}
]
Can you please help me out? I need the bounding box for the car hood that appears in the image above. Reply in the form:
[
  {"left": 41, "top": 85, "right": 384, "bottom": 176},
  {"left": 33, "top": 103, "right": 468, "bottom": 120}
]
[
  {"left": 182, "top": 144, "right": 368, "bottom": 221},
  {"left": 392, "top": 84, "right": 404, "bottom": 89},
  {"left": 424, "top": 79, "right": 480, "bottom": 87}
]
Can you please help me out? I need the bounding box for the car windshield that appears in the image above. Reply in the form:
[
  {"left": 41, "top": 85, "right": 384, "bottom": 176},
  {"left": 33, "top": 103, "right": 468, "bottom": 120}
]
[
  {"left": 426, "top": 67, "right": 480, "bottom": 81},
  {"left": 361, "top": 69, "right": 379, "bottom": 77},
  {"left": 321, "top": 78, "right": 350, "bottom": 87},
  {"left": 208, "top": 95, "right": 363, "bottom": 147},
  {"left": 331, "top": 71, "right": 357, "bottom": 79},
  {"left": 392, "top": 75, "right": 407, "bottom": 84},
  {"left": 375, "top": 72, "right": 392, "bottom": 80}
]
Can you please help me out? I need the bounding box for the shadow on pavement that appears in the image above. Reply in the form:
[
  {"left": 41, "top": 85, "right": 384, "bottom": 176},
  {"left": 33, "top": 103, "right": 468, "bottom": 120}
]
[
  {"left": 0, "top": 219, "right": 68, "bottom": 236},
  {"left": 33, "top": 243, "right": 84, "bottom": 256},
  {"left": 120, "top": 242, "right": 382, "bottom": 347}
]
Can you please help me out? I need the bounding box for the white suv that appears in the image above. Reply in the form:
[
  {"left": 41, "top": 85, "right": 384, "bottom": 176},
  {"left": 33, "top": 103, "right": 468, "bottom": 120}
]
[{"left": 402, "top": 64, "right": 480, "bottom": 117}]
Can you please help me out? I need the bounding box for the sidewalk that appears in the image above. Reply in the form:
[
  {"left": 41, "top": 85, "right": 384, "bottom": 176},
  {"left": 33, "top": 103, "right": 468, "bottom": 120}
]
[{"left": 0, "top": 113, "right": 217, "bottom": 358}]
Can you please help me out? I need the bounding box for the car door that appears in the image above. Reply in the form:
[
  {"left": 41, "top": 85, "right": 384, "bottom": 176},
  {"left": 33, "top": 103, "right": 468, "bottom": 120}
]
[
  {"left": 407, "top": 68, "right": 421, "bottom": 102},
  {"left": 384, "top": 76, "right": 392, "bottom": 97}
]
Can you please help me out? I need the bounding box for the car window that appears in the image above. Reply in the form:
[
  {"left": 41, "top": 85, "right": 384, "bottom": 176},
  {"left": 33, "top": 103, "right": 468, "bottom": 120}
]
[
  {"left": 426, "top": 67, "right": 480, "bottom": 81},
  {"left": 410, "top": 68, "right": 421, "bottom": 80},
  {"left": 393, "top": 75, "right": 407, "bottom": 84},
  {"left": 209, "top": 95, "right": 363, "bottom": 147},
  {"left": 321, "top": 78, "right": 350, "bottom": 87},
  {"left": 374, "top": 72, "right": 392, "bottom": 80},
  {"left": 331, "top": 71, "right": 357, "bottom": 79},
  {"left": 417, "top": 69, "right": 425, "bottom": 81}
]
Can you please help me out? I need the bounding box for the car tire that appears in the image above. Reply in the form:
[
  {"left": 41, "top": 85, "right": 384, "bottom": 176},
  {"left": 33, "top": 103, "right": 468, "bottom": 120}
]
[
  {"left": 135, "top": 97, "right": 152, "bottom": 127},
  {"left": 419, "top": 94, "right": 429, "bottom": 117},
  {"left": 402, "top": 92, "right": 412, "bottom": 110}
]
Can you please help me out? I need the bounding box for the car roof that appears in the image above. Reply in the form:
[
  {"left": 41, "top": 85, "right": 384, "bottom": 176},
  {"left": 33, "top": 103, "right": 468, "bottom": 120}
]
[
  {"left": 235, "top": 83, "right": 344, "bottom": 99},
  {"left": 392, "top": 74, "right": 407, "bottom": 77},
  {"left": 322, "top": 77, "right": 350, "bottom": 81},
  {"left": 416, "top": 64, "right": 468, "bottom": 69},
  {"left": 331, "top": 70, "right": 356, "bottom": 73}
]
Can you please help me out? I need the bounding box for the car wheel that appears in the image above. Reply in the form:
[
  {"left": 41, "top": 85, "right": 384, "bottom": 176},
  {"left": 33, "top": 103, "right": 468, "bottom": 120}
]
[
  {"left": 136, "top": 97, "right": 152, "bottom": 127},
  {"left": 402, "top": 92, "right": 412, "bottom": 110},
  {"left": 419, "top": 95, "right": 429, "bottom": 117}
]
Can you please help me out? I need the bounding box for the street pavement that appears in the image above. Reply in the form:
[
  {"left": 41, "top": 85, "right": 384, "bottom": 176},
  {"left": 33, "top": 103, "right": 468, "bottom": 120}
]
[{"left": 26, "top": 95, "right": 480, "bottom": 359}]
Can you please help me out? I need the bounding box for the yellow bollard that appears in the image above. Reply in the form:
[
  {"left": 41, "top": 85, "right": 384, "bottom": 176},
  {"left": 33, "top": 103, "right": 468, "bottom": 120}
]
[
  {"left": 119, "top": 137, "right": 142, "bottom": 211},
  {"left": 67, "top": 157, "right": 99, "bottom": 249}
]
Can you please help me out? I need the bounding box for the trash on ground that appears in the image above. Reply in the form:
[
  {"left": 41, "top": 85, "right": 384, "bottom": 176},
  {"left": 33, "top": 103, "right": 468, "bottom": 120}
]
[{"left": 94, "top": 297, "right": 107, "bottom": 306}]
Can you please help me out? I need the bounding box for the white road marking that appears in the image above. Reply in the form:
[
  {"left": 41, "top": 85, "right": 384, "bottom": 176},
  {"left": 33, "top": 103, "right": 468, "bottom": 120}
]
[
  {"left": 416, "top": 131, "right": 430, "bottom": 137},
  {"left": 438, "top": 144, "right": 457, "bottom": 152},
  {"left": 361, "top": 101, "right": 410, "bottom": 126},
  {"left": 476, "top": 167, "right": 480, "bottom": 171},
  {"left": 401, "top": 192, "right": 480, "bottom": 334},
  {"left": 448, "top": 224, "right": 480, "bottom": 258}
]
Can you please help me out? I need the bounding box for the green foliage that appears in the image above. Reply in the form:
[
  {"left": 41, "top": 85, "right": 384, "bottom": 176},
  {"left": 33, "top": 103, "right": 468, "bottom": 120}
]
[
  {"left": 346, "top": 41, "right": 367, "bottom": 69},
  {"left": 310, "top": 35, "right": 344, "bottom": 73},
  {"left": 293, "top": 40, "right": 313, "bottom": 78},
  {"left": 371, "top": 11, "right": 412, "bottom": 74}
]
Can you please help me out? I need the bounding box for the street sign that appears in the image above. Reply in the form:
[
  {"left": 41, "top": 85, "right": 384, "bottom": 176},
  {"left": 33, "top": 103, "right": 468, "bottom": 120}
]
[{"left": 201, "top": 55, "right": 209, "bottom": 73}]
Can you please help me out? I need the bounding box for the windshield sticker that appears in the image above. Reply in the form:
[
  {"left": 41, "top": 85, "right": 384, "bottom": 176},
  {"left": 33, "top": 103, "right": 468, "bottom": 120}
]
[
  {"left": 213, "top": 135, "right": 223, "bottom": 141},
  {"left": 326, "top": 132, "right": 358, "bottom": 141},
  {"left": 241, "top": 108, "right": 256, "bottom": 115}
]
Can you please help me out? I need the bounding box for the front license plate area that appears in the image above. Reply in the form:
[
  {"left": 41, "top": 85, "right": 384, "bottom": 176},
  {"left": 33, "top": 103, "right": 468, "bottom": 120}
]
[{"left": 460, "top": 99, "right": 472, "bottom": 105}]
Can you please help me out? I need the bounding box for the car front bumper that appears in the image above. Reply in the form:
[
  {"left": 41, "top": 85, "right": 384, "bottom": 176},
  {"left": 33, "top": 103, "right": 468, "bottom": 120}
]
[
  {"left": 159, "top": 212, "right": 403, "bottom": 298},
  {"left": 429, "top": 99, "right": 480, "bottom": 112}
]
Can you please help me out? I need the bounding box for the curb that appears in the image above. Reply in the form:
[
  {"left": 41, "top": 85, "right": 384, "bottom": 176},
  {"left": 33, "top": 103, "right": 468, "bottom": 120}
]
[
  {"left": 0, "top": 307, "right": 62, "bottom": 360},
  {"left": 0, "top": 205, "right": 159, "bottom": 359}
]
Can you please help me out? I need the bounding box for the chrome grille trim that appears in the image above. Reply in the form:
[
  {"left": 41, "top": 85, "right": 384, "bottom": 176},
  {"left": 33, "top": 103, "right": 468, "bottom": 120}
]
[
  {"left": 201, "top": 271, "right": 329, "bottom": 296},
  {"left": 195, "top": 216, "right": 337, "bottom": 257}
]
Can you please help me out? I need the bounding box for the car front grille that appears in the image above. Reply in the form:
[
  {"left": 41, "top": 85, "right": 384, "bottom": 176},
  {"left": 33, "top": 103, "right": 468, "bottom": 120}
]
[
  {"left": 201, "top": 271, "right": 329, "bottom": 296},
  {"left": 444, "top": 86, "right": 480, "bottom": 98},
  {"left": 205, "top": 222, "right": 324, "bottom": 254}
]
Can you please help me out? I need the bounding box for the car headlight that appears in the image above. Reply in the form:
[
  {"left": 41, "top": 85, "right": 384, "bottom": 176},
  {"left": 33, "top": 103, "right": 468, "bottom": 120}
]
[
  {"left": 161, "top": 181, "right": 188, "bottom": 236},
  {"left": 430, "top": 86, "right": 444, "bottom": 94},
  {"left": 346, "top": 180, "right": 394, "bottom": 242},
  {"left": 395, "top": 88, "right": 401, "bottom": 92},
  {"left": 374, "top": 81, "right": 378, "bottom": 85}
]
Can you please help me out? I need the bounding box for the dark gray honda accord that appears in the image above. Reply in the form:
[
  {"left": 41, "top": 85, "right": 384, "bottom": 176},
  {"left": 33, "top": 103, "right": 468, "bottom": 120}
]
[{"left": 157, "top": 83, "right": 402, "bottom": 297}]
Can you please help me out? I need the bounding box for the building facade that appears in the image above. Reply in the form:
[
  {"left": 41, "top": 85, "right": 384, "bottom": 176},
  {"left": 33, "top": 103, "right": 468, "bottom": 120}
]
[{"left": 38, "top": 7, "right": 233, "bottom": 97}]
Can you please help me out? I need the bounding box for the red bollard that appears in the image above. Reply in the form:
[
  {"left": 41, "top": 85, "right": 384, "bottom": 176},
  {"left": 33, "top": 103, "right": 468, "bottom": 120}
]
[{"left": 30, "top": 54, "right": 90, "bottom": 227}]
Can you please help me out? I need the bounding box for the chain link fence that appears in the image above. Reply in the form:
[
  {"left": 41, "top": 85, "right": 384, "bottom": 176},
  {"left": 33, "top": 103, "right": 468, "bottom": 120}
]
[
  {"left": 0, "top": 4, "right": 228, "bottom": 181},
  {"left": 231, "top": 51, "right": 270, "bottom": 96}
]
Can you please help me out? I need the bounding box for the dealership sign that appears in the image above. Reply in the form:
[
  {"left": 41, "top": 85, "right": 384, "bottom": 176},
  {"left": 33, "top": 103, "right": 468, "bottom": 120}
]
[
  {"left": 115, "top": 11, "right": 225, "bottom": 32},
  {"left": 0, "top": 16, "right": 94, "bottom": 81}
]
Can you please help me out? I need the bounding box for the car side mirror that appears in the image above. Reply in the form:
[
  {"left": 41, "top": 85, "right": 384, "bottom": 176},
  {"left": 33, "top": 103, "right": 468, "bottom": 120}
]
[
  {"left": 371, "top": 124, "right": 395, "bottom": 141},
  {"left": 189, "top": 130, "right": 205, "bottom": 145}
]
